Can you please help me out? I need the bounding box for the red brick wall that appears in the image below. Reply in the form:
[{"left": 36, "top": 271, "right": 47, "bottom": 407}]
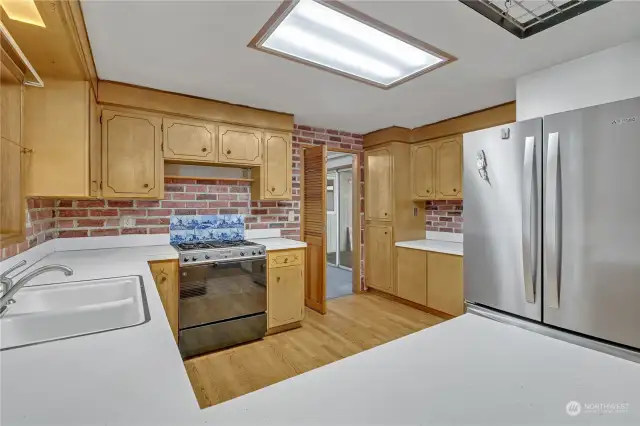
[
  {"left": 0, "top": 125, "right": 364, "bottom": 265},
  {"left": 425, "top": 200, "right": 463, "bottom": 233},
  {"left": 0, "top": 199, "right": 56, "bottom": 261}
]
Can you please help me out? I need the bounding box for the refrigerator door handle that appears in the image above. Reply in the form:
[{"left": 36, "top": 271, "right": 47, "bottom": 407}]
[
  {"left": 522, "top": 136, "right": 536, "bottom": 303},
  {"left": 546, "top": 132, "right": 560, "bottom": 309}
]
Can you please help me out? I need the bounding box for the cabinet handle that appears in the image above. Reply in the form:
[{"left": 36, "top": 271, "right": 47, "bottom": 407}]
[
  {"left": 284, "top": 258, "right": 288, "bottom": 263},
  {"left": 426, "top": 189, "right": 430, "bottom": 193},
  {"left": 276, "top": 276, "right": 280, "bottom": 282},
  {"left": 143, "top": 183, "right": 149, "bottom": 188},
  {"left": 226, "top": 149, "right": 232, "bottom": 154},
  {"left": 271, "top": 187, "right": 276, "bottom": 191},
  {"left": 384, "top": 231, "right": 388, "bottom": 235},
  {"left": 160, "top": 276, "right": 167, "bottom": 283},
  {"left": 384, "top": 212, "right": 388, "bottom": 216},
  {"left": 453, "top": 188, "right": 457, "bottom": 192},
  {"left": 202, "top": 147, "right": 207, "bottom": 152}
]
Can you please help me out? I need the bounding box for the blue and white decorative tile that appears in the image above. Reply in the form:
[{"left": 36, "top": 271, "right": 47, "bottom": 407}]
[
  {"left": 170, "top": 215, "right": 196, "bottom": 231},
  {"left": 170, "top": 229, "right": 196, "bottom": 244},
  {"left": 197, "top": 215, "right": 218, "bottom": 229}
]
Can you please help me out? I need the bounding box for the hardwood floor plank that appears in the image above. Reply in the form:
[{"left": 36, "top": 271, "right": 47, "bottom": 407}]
[{"left": 184, "top": 293, "right": 445, "bottom": 408}]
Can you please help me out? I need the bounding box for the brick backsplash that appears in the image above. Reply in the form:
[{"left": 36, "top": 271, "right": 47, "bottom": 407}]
[
  {"left": 425, "top": 200, "right": 464, "bottom": 233},
  {"left": 1, "top": 124, "right": 364, "bottom": 264}
]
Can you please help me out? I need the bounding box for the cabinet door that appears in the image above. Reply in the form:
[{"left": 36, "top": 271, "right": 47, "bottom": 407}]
[
  {"left": 268, "top": 264, "right": 304, "bottom": 329},
  {"left": 262, "top": 131, "right": 292, "bottom": 199},
  {"left": 365, "top": 224, "right": 393, "bottom": 293},
  {"left": 0, "top": 57, "right": 25, "bottom": 247},
  {"left": 102, "top": 109, "right": 163, "bottom": 199},
  {"left": 435, "top": 137, "right": 463, "bottom": 199},
  {"left": 396, "top": 247, "right": 427, "bottom": 305},
  {"left": 89, "top": 87, "right": 102, "bottom": 197},
  {"left": 218, "top": 124, "right": 262, "bottom": 166},
  {"left": 163, "top": 117, "right": 216, "bottom": 163},
  {"left": 0, "top": 138, "right": 25, "bottom": 246},
  {"left": 149, "top": 260, "right": 179, "bottom": 343},
  {"left": 427, "top": 252, "right": 464, "bottom": 316},
  {"left": 411, "top": 142, "right": 435, "bottom": 200},
  {"left": 364, "top": 148, "right": 392, "bottom": 221}
]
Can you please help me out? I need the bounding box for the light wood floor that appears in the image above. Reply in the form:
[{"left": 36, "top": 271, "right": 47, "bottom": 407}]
[{"left": 184, "top": 293, "right": 445, "bottom": 408}]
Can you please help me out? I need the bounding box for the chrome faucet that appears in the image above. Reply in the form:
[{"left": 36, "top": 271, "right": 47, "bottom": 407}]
[
  {"left": 0, "top": 260, "right": 27, "bottom": 296},
  {"left": 0, "top": 263, "right": 74, "bottom": 315}
]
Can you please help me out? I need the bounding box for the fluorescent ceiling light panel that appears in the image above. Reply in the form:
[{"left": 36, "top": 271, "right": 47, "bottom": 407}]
[
  {"left": 0, "top": 0, "right": 45, "bottom": 27},
  {"left": 249, "top": 0, "right": 455, "bottom": 89}
]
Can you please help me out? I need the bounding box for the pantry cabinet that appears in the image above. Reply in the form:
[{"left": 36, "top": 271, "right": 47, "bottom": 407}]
[
  {"left": 162, "top": 117, "right": 216, "bottom": 163},
  {"left": 267, "top": 249, "right": 305, "bottom": 331},
  {"left": 218, "top": 124, "right": 262, "bottom": 166},
  {"left": 365, "top": 224, "right": 393, "bottom": 293},
  {"left": 0, "top": 50, "right": 26, "bottom": 247},
  {"left": 24, "top": 80, "right": 102, "bottom": 198},
  {"left": 101, "top": 109, "right": 163, "bottom": 199},
  {"left": 149, "top": 260, "right": 179, "bottom": 343},
  {"left": 364, "top": 147, "right": 393, "bottom": 221},
  {"left": 411, "top": 135, "right": 463, "bottom": 200}
]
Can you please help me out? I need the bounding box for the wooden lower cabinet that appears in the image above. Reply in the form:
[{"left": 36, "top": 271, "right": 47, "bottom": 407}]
[
  {"left": 365, "top": 224, "right": 393, "bottom": 293},
  {"left": 267, "top": 249, "right": 305, "bottom": 332},
  {"left": 396, "top": 247, "right": 427, "bottom": 305},
  {"left": 148, "top": 260, "right": 179, "bottom": 343},
  {"left": 427, "top": 252, "right": 464, "bottom": 316}
]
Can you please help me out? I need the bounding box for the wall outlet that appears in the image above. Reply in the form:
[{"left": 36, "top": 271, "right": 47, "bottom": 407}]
[
  {"left": 120, "top": 216, "right": 135, "bottom": 227},
  {"left": 288, "top": 210, "right": 295, "bottom": 222}
]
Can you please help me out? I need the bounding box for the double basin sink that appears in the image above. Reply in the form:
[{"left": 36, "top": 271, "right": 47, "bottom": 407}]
[{"left": 0, "top": 276, "right": 149, "bottom": 351}]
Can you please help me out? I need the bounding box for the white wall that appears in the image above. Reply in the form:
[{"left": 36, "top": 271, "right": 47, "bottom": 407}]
[{"left": 516, "top": 39, "right": 640, "bottom": 120}]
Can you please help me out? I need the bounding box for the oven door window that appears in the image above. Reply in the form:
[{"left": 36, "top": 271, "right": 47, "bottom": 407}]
[{"left": 179, "top": 259, "right": 266, "bottom": 329}]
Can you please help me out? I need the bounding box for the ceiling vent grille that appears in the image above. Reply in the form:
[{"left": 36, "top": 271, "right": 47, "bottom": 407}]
[{"left": 460, "top": 0, "right": 612, "bottom": 39}]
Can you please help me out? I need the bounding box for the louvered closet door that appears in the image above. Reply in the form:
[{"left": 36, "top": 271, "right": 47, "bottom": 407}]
[{"left": 302, "top": 145, "right": 327, "bottom": 314}]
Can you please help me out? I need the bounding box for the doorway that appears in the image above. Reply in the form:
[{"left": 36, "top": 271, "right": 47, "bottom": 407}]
[
  {"left": 301, "top": 146, "right": 361, "bottom": 314},
  {"left": 326, "top": 153, "right": 354, "bottom": 300}
]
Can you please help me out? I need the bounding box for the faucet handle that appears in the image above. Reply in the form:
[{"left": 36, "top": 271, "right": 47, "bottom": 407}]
[{"left": 0, "top": 260, "right": 27, "bottom": 279}]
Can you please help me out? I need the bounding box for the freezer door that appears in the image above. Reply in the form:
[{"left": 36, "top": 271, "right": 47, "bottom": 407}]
[
  {"left": 463, "top": 118, "right": 542, "bottom": 321},
  {"left": 543, "top": 97, "right": 640, "bottom": 349}
]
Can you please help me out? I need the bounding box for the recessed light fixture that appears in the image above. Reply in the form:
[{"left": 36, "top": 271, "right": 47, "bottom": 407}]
[
  {"left": 0, "top": 0, "right": 46, "bottom": 27},
  {"left": 249, "top": 0, "right": 456, "bottom": 89}
]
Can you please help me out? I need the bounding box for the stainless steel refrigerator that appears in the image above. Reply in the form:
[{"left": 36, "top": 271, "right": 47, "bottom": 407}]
[{"left": 463, "top": 96, "right": 640, "bottom": 354}]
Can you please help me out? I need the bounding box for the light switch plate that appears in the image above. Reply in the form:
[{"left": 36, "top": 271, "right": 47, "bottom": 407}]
[
  {"left": 288, "top": 210, "right": 295, "bottom": 221},
  {"left": 120, "top": 216, "right": 135, "bottom": 227}
]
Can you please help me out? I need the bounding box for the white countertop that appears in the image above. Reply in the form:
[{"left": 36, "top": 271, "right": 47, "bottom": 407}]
[
  {"left": 249, "top": 237, "right": 307, "bottom": 250},
  {"left": 3, "top": 241, "right": 640, "bottom": 425},
  {"left": 395, "top": 239, "right": 463, "bottom": 256}
]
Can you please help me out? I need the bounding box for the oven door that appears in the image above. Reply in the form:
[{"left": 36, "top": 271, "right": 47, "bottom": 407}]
[{"left": 179, "top": 258, "right": 266, "bottom": 329}]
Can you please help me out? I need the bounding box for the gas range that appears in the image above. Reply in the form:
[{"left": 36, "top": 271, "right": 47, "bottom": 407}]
[{"left": 173, "top": 240, "right": 266, "bottom": 266}]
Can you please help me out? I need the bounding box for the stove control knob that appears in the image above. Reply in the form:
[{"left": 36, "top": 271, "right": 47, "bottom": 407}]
[
  {"left": 183, "top": 257, "right": 189, "bottom": 262},
  {"left": 205, "top": 255, "right": 210, "bottom": 260},
  {"left": 240, "top": 252, "right": 245, "bottom": 256},
  {"left": 252, "top": 251, "right": 256, "bottom": 255},
  {"left": 192, "top": 256, "right": 197, "bottom": 261},
  {"left": 259, "top": 250, "right": 264, "bottom": 255}
]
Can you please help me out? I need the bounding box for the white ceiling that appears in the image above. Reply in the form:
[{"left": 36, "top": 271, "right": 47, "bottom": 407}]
[{"left": 81, "top": 0, "right": 640, "bottom": 134}]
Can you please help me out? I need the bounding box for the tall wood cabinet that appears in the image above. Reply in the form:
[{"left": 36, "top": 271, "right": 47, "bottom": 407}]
[
  {"left": 0, "top": 49, "right": 26, "bottom": 247},
  {"left": 23, "top": 80, "right": 102, "bottom": 198},
  {"left": 410, "top": 135, "right": 463, "bottom": 201},
  {"left": 364, "top": 142, "right": 424, "bottom": 295},
  {"left": 101, "top": 109, "right": 164, "bottom": 199}
]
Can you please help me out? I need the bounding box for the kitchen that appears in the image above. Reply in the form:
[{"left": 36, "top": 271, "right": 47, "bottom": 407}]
[{"left": 2, "top": 0, "right": 640, "bottom": 425}]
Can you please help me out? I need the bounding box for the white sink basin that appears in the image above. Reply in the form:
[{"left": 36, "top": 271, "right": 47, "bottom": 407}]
[{"left": 0, "top": 276, "right": 149, "bottom": 350}]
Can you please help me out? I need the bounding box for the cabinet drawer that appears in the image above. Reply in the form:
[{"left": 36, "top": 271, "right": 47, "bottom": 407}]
[{"left": 268, "top": 249, "right": 303, "bottom": 269}]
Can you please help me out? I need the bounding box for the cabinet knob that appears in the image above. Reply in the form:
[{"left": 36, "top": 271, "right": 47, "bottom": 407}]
[
  {"left": 271, "top": 187, "right": 276, "bottom": 191},
  {"left": 226, "top": 149, "right": 231, "bottom": 154},
  {"left": 453, "top": 188, "right": 457, "bottom": 192},
  {"left": 160, "top": 276, "right": 167, "bottom": 283},
  {"left": 284, "top": 258, "right": 288, "bottom": 263},
  {"left": 277, "top": 276, "right": 280, "bottom": 282},
  {"left": 202, "top": 147, "right": 207, "bottom": 152},
  {"left": 143, "top": 183, "right": 149, "bottom": 188},
  {"left": 384, "top": 212, "right": 388, "bottom": 216},
  {"left": 426, "top": 189, "right": 430, "bottom": 193}
]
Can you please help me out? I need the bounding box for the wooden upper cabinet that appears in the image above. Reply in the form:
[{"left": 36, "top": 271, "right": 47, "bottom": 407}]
[
  {"left": 365, "top": 224, "right": 393, "bottom": 293},
  {"left": 101, "top": 109, "right": 163, "bottom": 199},
  {"left": 218, "top": 124, "right": 262, "bottom": 166},
  {"left": 411, "top": 141, "right": 436, "bottom": 200},
  {"left": 268, "top": 264, "right": 305, "bottom": 329},
  {"left": 262, "top": 131, "right": 291, "bottom": 200},
  {"left": 0, "top": 51, "right": 25, "bottom": 247},
  {"left": 434, "top": 136, "right": 463, "bottom": 199},
  {"left": 163, "top": 117, "right": 216, "bottom": 163},
  {"left": 365, "top": 147, "right": 393, "bottom": 221},
  {"left": 24, "top": 80, "right": 101, "bottom": 199}
]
